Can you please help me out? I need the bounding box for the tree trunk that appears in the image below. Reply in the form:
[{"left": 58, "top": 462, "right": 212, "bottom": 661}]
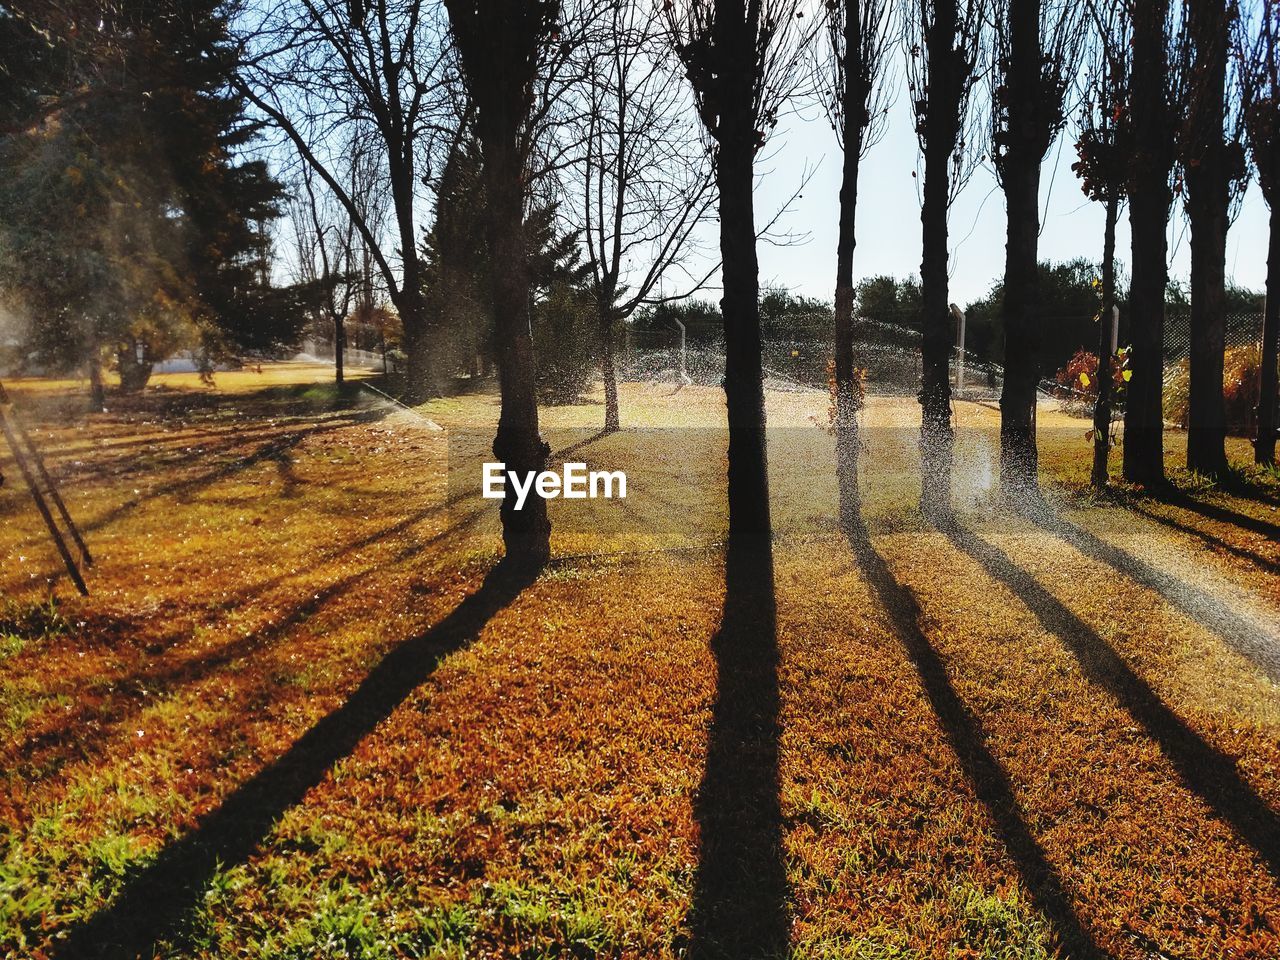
[
  {"left": 395, "top": 284, "right": 432, "bottom": 402},
  {"left": 1091, "top": 196, "right": 1119, "bottom": 488},
  {"left": 717, "top": 119, "right": 771, "bottom": 543},
  {"left": 833, "top": 0, "right": 864, "bottom": 531},
  {"left": 87, "top": 356, "right": 105, "bottom": 413},
  {"left": 599, "top": 296, "right": 619, "bottom": 432},
  {"left": 1258, "top": 201, "right": 1280, "bottom": 466},
  {"left": 919, "top": 133, "right": 955, "bottom": 517},
  {"left": 1185, "top": 173, "right": 1229, "bottom": 475},
  {"left": 600, "top": 305, "right": 620, "bottom": 432},
  {"left": 388, "top": 146, "right": 432, "bottom": 402},
  {"left": 334, "top": 311, "right": 346, "bottom": 387},
  {"left": 1184, "top": 0, "right": 1229, "bottom": 477},
  {"left": 485, "top": 138, "right": 551, "bottom": 566},
  {"left": 1122, "top": 0, "right": 1171, "bottom": 486},
  {"left": 116, "top": 336, "right": 154, "bottom": 393},
  {"left": 998, "top": 0, "right": 1042, "bottom": 497}
]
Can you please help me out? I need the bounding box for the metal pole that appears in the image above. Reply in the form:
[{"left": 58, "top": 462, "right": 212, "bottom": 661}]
[
  {"left": 0, "top": 403, "right": 88, "bottom": 596},
  {"left": 7, "top": 411, "right": 92, "bottom": 566},
  {"left": 950, "top": 303, "right": 966, "bottom": 393},
  {"left": 673, "top": 318, "right": 693, "bottom": 386}
]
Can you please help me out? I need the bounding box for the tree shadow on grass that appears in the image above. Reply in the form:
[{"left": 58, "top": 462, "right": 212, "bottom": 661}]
[
  {"left": 7, "top": 502, "right": 493, "bottom": 793},
  {"left": 79, "top": 406, "right": 392, "bottom": 536},
  {"left": 48, "top": 559, "right": 537, "bottom": 960},
  {"left": 688, "top": 538, "right": 790, "bottom": 960},
  {"left": 938, "top": 519, "right": 1280, "bottom": 880},
  {"left": 845, "top": 517, "right": 1108, "bottom": 960},
  {"left": 1021, "top": 506, "right": 1280, "bottom": 685},
  {"left": 552, "top": 429, "right": 610, "bottom": 460},
  {"left": 1125, "top": 501, "right": 1280, "bottom": 577},
  {"left": 1151, "top": 488, "right": 1280, "bottom": 541}
]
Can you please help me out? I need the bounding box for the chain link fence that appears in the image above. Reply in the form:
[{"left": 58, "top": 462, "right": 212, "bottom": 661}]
[{"left": 619, "top": 309, "right": 1273, "bottom": 430}]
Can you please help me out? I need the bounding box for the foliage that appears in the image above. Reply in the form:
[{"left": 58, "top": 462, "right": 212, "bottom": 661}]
[
  {"left": 759, "top": 287, "right": 832, "bottom": 338},
  {"left": 964, "top": 259, "right": 1128, "bottom": 371},
  {"left": 0, "top": 0, "right": 307, "bottom": 385},
  {"left": 420, "top": 128, "right": 589, "bottom": 387},
  {"left": 1052, "top": 347, "right": 1130, "bottom": 414},
  {"left": 855, "top": 275, "right": 922, "bottom": 332},
  {"left": 1163, "top": 343, "right": 1264, "bottom": 435},
  {"left": 533, "top": 282, "right": 597, "bottom": 404},
  {"left": 632, "top": 299, "right": 723, "bottom": 343}
]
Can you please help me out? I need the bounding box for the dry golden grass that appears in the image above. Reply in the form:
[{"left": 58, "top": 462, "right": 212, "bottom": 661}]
[{"left": 0, "top": 365, "right": 1278, "bottom": 959}]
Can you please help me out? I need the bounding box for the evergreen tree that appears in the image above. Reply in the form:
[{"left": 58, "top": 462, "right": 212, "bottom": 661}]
[{"left": 0, "top": 0, "right": 304, "bottom": 398}]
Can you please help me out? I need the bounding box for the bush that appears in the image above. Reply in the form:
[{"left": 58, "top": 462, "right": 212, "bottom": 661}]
[
  {"left": 533, "top": 283, "right": 596, "bottom": 404},
  {"left": 1163, "top": 343, "right": 1262, "bottom": 435},
  {"left": 1052, "top": 346, "right": 1129, "bottom": 416}
]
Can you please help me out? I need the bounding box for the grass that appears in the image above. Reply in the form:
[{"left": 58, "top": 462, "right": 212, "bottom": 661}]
[{"left": 0, "top": 361, "right": 1278, "bottom": 958}]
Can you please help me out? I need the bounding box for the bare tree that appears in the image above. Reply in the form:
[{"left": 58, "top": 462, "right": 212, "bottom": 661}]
[
  {"left": 664, "top": 0, "right": 816, "bottom": 544},
  {"left": 990, "top": 0, "right": 1086, "bottom": 496},
  {"left": 445, "top": 0, "right": 563, "bottom": 566},
  {"left": 1241, "top": 0, "right": 1280, "bottom": 465},
  {"left": 1179, "top": 0, "right": 1248, "bottom": 477},
  {"left": 1073, "top": 0, "right": 1131, "bottom": 488},
  {"left": 577, "top": 3, "right": 716, "bottom": 432},
  {"left": 817, "top": 0, "right": 896, "bottom": 526},
  {"left": 904, "top": 0, "right": 987, "bottom": 516},
  {"left": 290, "top": 164, "right": 357, "bottom": 384},
  {"left": 1122, "top": 0, "right": 1179, "bottom": 485},
  {"left": 235, "top": 0, "right": 453, "bottom": 400}
]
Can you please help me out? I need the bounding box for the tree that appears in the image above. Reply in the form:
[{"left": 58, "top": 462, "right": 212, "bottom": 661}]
[
  {"left": 1123, "top": 0, "right": 1178, "bottom": 485},
  {"left": 290, "top": 163, "right": 357, "bottom": 385},
  {"left": 423, "top": 120, "right": 594, "bottom": 390},
  {"left": 1241, "top": 0, "right": 1280, "bottom": 465},
  {"left": 1179, "top": 0, "right": 1247, "bottom": 476},
  {"left": 665, "top": 0, "right": 814, "bottom": 544},
  {"left": 445, "top": 0, "right": 561, "bottom": 566},
  {"left": 905, "top": 0, "right": 987, "bottom": 516},
  {"left": 818, "top": 0, "right": 896, "bottom": 527},
  {"left": 236, "top": 0, "right": 453, "bottom": 400},
  {"left": 1073, "top": 0, "right": 1131, "bottom": 488},
  {"left": 989, "top": 0, "right": 1085, "bottom": 497},
  {"left": 856, "top": 274, "right": 922, "bottom": 330},
  {"left": 964, "top": 259, "right": 1128, "bottom": 369},
  {"left": 0, "top": 0, "right": 293, "bottom": 401},
  {"left": 577, "top": 1, "right": 715, "bottom": 432},
  {"left": 420, "top": 126, "right": 493, "bottom": 382}
]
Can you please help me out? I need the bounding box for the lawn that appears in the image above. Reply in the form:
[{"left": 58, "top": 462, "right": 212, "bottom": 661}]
[{"left": 1, "top": 362, "right": 1279, "bottom": 959}]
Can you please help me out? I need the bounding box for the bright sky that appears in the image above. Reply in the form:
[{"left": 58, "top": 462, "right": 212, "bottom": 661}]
[{"left": 736, "top": 93, "right": 1270, "bottom": 307}]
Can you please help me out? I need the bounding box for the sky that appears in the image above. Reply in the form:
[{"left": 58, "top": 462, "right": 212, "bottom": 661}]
[{"left": 704, "top": 93, "right": 1271, "bottom": 308}]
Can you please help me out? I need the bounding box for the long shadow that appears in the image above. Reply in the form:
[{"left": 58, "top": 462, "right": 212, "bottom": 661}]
[
  {"left": 844, "top": 518, "right": 1107, "bottom": 960},
  {"left": 1022, "top": 508, "right": 1280, "bottom": 684},
  {"left": 79, "top": 407, "right": 391, "bottom": 536},
  {"left": 939, "top": 520, "right": 1280, "bottom": 879},
  {"left": 552, "top": 428, "right": 610, "bottom": 460},
  {"left": 8, "top": 503, "right": 492, "bottom": 791},
  {"left": 3, "top": 408, "right": 396, "bottom": 595},
  {"left": 48, "top": 560, "right": 536, "bottom": 960},
  {"left": 1153, "top": 488, "right": 1280, "bottom": 541},
  {"left": 688, "top": 538, "right": 790, "bottom": 959},
  {"left": 1126, "top": 502, "right": 1280, "bottom": 577},
  {"left": 1219, "top": 477, "right": 1280, "bottom": 509}
]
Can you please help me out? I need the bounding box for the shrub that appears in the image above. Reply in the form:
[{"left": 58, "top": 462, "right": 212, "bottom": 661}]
[
  {"left": 1052, "top": 346, "right": 1129, "bottom": 416},
  {"left": 533, "top": 283, "right": 596, "bottom": 404},
  {"left": 1163, "top": 343, "right": 1262, "bottom": 435}
]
